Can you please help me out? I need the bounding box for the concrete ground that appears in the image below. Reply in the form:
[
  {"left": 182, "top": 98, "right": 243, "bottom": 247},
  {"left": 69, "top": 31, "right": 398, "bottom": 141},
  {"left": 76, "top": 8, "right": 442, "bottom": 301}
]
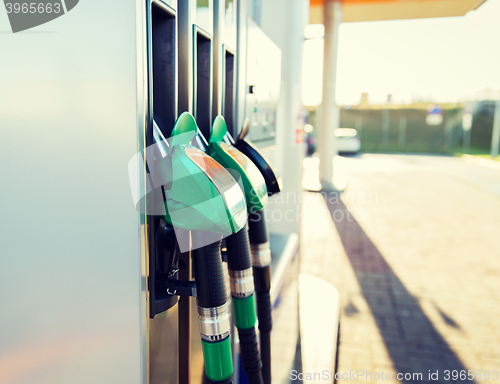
[{"left": 300, "top": 154, "right": 500, "bottom": 384}]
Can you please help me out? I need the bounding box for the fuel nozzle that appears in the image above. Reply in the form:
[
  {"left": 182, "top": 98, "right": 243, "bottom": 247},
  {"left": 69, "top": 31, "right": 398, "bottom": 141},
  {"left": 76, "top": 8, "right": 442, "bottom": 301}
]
[
  {"left": 221, "top": 117, "right": 282, "bottom": 384},
  {"left": 160, "top": 112, "right": 247, "bottom": 239},
  {"left": 209, "top": 115, "right": 273, "bottom": 384}
]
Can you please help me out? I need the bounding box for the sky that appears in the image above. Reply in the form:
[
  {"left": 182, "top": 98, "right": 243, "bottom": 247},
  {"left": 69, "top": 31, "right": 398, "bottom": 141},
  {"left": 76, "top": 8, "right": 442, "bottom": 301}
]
[{"left": 302, "top": 0, "right": 500, "bottom": 106}]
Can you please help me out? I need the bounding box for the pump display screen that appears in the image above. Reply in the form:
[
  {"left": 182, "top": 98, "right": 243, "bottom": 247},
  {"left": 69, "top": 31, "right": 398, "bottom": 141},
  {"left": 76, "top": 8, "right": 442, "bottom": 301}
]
[
  {"left": 183, "top": 146, "right": 247, "bottom": 228},
  {"left": 219, "top": 143, "right": 268, "bottom": 204}
]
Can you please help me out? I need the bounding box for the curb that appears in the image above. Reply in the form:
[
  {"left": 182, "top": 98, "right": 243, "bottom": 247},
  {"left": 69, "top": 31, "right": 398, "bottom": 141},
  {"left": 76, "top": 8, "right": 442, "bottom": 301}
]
[{"left": 461, "top": 154, "right": 500, "bottom": 171}]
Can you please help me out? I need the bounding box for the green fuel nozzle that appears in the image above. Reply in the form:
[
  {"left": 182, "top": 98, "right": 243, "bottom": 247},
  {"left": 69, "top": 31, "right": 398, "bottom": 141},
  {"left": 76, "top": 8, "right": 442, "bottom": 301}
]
[
  {"left": 162, "top": 112, "right": 247, "bottom": 237},
  {"left": 209, "top": 116, "right": 268, "bottom": 214},
  {"left": 208, "top": 116, "right": 268, "bottom": 384},
  {"left": 229, "top": 117, "right": 282, "bottom": 384}
]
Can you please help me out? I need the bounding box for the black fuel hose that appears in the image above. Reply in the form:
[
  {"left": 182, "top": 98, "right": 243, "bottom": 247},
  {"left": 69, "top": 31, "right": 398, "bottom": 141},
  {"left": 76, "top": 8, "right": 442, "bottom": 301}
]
[
  {"left": 247, "top": 210, "right": 272, "bottom": 384},
  {"left": 192, "top": 239, "right": 234, "bottom": 384},
  {"left": 193, "top": 240, "right": 227, "bottom": 308},
  {"left": 225, "top": 225, "right": 264, "bottom": 384}
]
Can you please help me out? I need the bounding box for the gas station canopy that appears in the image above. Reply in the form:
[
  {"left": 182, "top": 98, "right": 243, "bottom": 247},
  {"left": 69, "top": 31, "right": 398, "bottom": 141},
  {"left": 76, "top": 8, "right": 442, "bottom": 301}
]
[{"left": 310, "top": 0, "right": 487, "bottom": 23}]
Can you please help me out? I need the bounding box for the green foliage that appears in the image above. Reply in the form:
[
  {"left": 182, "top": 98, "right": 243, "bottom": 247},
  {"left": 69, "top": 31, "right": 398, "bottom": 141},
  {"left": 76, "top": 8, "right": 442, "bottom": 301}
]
[
  {"left": 338, "top": 106, "right": 495, "bottom": 154},
  {"left": 197, "top": 0, "right": 210, "bottom": 8}
]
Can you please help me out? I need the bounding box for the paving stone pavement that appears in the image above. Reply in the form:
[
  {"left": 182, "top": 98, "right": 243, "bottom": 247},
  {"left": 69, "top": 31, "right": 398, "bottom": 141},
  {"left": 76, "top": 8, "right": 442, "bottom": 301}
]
[{"left": 300, "top": 155, "right": 500, "bottom": 384}]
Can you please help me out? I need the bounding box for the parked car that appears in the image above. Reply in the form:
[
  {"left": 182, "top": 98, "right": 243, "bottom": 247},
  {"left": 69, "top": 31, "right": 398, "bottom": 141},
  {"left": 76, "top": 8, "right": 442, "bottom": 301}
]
[{"left": 334, "top": 128, "right": 361, "bottom": 154}]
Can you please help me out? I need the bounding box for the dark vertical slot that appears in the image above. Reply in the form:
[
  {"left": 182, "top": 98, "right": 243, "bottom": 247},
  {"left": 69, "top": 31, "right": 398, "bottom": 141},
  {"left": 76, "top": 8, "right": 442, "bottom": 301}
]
[
  {"left": 224, "top": 51, "right": 235, "bottom": 136},
  {"left": 195, "top": 32, "right": 212, "bottom": 140},
  {"left": 152, "top": 3, "right": 176, "bottom": 137},
  {"left": 148, "top": 2, "right": 178, "bottom": 318},
  {"left": 177, "top": 0, "right": 189, "bottom": 113}
]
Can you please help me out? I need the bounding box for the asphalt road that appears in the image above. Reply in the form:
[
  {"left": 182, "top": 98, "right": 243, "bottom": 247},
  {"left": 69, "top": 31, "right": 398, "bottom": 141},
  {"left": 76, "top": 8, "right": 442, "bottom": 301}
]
[{"left": 300, "top": 154, "right": 500, "bottom": 383}]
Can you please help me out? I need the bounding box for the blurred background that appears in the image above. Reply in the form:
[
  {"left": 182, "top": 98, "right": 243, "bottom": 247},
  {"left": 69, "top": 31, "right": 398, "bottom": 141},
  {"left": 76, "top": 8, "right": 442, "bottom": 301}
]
[{"left": 298, "top": 0, "right": 500, "bottom": 382}]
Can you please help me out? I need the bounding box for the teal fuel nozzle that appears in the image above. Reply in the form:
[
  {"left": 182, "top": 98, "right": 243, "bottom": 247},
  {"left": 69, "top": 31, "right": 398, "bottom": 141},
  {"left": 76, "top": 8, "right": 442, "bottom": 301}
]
[
  {"left": 209, "top": 115, "right": 268, "bottom": 213},
  {"left": 162, "top": 112, "right": 247, "bottom": 237}
]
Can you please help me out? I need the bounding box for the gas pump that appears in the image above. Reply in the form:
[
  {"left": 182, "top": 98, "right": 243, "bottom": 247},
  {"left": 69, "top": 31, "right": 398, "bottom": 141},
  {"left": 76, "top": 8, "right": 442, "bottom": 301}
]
[
  {"left": 208, "top": 116, "right": 281, "bottom": 384},
  {"left": 146, "top": 2, "right": 286, "bottom": 383},
  {"left": 153, "top": 112, "right": 248, "bottom": 384}
]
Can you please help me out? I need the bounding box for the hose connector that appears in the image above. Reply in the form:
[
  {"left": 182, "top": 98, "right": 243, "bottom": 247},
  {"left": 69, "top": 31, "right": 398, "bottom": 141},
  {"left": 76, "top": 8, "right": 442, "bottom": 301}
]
[
  {"left": 250, "top": 242, "right": 271, "bottom": 267},
  {"left": 198, "top": 304, "right": 231, "bottom": 342},
  {"left": 229, "top": 268, "right": 255, "bottom": 298}
]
